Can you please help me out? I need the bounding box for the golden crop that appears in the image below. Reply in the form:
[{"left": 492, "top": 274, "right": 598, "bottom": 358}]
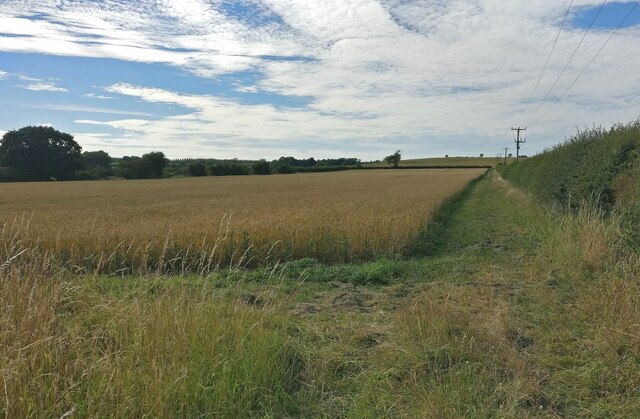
[{"left": 0, "top": 169, "right": 484, "bottom": 273}]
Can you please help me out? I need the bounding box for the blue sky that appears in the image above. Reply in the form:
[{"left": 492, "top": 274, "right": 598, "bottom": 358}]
[{"left": 1, "top": 0, "right": 639, "bottom": 159}]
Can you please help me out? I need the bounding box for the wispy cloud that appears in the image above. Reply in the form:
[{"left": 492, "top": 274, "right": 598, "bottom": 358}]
[
  {"left": 17, "top": 82, "right": 68, "bottom": 92},
  {"left": 75, "top": 132, "right": 113, "bottom": 137},
  {"left": 31, "top": 104, "right": 154, "bottom": 117},
  {"left": 12, "top": 74, "right": 69, "bottom": 92},
  {"left": 84, "top": 93, "right": 115, "bottom": 100}
]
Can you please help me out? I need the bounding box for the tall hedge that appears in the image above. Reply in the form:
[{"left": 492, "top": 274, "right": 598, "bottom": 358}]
[{"left": 498, "top": 120, "right": 640, "bottom": 212}]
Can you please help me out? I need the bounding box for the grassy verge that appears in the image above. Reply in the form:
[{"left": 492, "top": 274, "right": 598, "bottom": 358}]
[{"left": 3, "top": 170, "right": 639, "bottom": 416}]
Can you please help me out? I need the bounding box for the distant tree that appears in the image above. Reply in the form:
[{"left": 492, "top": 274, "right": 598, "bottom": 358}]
[
  {"left": 384, "top": 150, "right": 402, "bottom": 168},
  {"left": 115, "top": 151, "right": 167, "bottom": 179},
  {"left": 445, "top": 154, "right": 449, "bottom": 158},
  {"left": 0, "top": 126, "right": 83, "bottom": 181},
  {"left": 274, "top": 164, "right": 295, "bottom": 174},
  {"left": 81, "top": 150, "right": 112, "bottom": 178},
  {"left": 144, "top": 151, "right": 168, "bottom": 178},
  {"left": 115, "top": 156, "right": 143, "bottom": 179},
  {"left": 187, "top": 162, "right": 207, "bottom": 177},
  {"left": 480, "top": 153, "right": 484, "bottom": 157},
  {"left": 252, "top": 160, "right": 271, "bottom": 175},
  {"left": 508, "top": 153, "right": 513, "bottom": 158},
  {"left": 208, "top": 163, "right": 249, "bottom": 176}
]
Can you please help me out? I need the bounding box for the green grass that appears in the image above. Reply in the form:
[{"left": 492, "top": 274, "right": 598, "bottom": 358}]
[{"left": 3, "top": 170, "right": 640, "bottom": 417}]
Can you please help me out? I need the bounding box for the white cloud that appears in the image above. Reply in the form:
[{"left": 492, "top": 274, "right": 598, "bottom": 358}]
[
  {"left": 0, "top": 70, "right": 7, "bottom": 79},
  {"left": 234, "top": 85, "right": 259, "bottom": 93},
  {"left": 84, "top": 93, "right": 115, "bottom": 100},
  {"left": 17, "top": 82, "right": 68, "bottom": 92},
  {"left": 12, "top": 74, "right": 69, "bottom": 92},
  {"left": 74, "top": 132, "right": 112, "bottom": 138},
  {"left": 31, "top": 104, "right": 154, "bottom": 117},
  {"left": 1, "top": 0, "right": 640, "bottom": 157}
]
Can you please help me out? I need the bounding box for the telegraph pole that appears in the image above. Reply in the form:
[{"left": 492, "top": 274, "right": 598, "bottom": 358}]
[
  {"left": 511, "top": 127, "right": 526, "bottom": 161},
  {"left": 503, "top": 147, "right": 509, "bottom": 165}
]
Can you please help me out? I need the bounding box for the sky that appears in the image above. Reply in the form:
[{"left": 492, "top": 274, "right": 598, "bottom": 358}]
[{"left": 0, "top": 0, "right": 639, "bottom": 160}]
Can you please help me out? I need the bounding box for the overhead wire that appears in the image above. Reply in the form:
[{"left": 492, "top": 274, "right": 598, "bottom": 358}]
[
  {"left": 531, "top": 0, "right": 640, "bottom": 125},
  {"left": 516, "top": 0, "right": 574, "bottom": 126},
  {"left": 525, "top": 0, "right": 608, "bottom": 124}
]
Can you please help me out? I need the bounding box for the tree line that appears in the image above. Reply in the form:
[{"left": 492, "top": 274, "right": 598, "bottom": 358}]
[{"left": 0, "top": 126, "right": 369, "bottom": 182}]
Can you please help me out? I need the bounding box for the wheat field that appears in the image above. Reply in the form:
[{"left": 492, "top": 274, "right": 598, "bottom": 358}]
[{"left": 0, "top": 169, "right": 484, "bottom": 273}]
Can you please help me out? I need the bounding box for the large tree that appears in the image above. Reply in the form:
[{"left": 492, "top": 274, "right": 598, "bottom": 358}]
[{"left": 0, "top": 126, "right": 83, "bottom": 181}]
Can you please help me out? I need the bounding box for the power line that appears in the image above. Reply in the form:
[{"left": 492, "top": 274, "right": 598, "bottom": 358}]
[
  {"left": 526, "top": 0, "right": 608, "bottom": 124},
  {"left": 532, "top": 0, "right": 640, "bottom": 125},
  {"left": 516, "top": 0, "right": 574, "bottom": 126}
]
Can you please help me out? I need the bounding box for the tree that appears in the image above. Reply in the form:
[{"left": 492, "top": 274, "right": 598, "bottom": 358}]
[
  {"left": 82, "top": 150, "right": 112, "bottom": 178},
  {"left": 252, "top": 160, "right": 271, "bottom": 175},
  {"left": 208, "top": 163, "right": 249, "bottom": 176},
  {"left": 144, "top": 151, "right": 168, "bottom": 178},
  {"left": 384, "top": 150, "right": 402, "bottom": 168},
  {"left": 0, "top": 126, "right": 83, "bottom": 181},
  {"left": 115, "top": 152, "right": 168, "bottom": 179},
  {"left": 274, "top": 164, "right": 295, "bottom": 174},
  {"left": 480, "top": 153, "right": 484, "bottom": 157},
  {"left": 187, "top": 162, "right": 207, "bottom": 177}
]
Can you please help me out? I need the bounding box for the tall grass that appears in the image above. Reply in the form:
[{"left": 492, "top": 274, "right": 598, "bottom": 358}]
[
  {"left": 496, "top": 174, "right": 640, "bottom": 415},
  {"left": 0, "top": 260, "right": 309, "bottom": 417}
]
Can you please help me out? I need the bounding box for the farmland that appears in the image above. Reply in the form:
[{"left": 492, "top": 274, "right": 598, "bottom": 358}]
[
  {"left": 5, "top": 167, "right": 640, "bottom": 417},
  {"left": 0, "top": 169, "right": 484, "bottom": 273}
]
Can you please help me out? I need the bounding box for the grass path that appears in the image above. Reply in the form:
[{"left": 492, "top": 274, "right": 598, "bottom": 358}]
[{"left": 287, "top": 170, "right": 640, "bottom": 417}]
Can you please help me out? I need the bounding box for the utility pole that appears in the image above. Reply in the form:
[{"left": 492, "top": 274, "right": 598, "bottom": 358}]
[
  {"left": 503, "top": 147, "right": 509, "bottom": 165},
  {"left": 511, "top": 127, "right": 526, "bottom": 161},
  {"left": 497, "top": 153, "right": 502, "bottom": 165}
]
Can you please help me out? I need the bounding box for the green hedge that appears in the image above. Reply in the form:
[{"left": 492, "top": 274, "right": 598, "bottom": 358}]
[{"left": 498, "top": 120, "right": 640, "bottom": 213}]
